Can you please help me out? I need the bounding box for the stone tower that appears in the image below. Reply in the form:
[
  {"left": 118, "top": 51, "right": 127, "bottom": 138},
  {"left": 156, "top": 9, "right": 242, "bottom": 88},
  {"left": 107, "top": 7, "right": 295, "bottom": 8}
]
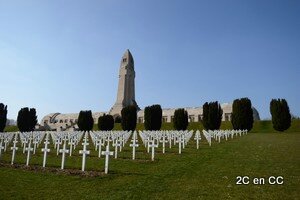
[{"left": 109, "top": 49, "right": 139, "bottom": 117}]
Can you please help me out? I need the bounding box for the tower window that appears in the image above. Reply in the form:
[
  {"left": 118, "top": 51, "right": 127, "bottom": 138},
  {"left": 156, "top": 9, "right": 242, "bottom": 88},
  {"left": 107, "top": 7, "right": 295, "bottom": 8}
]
[{"left": 123, "top": 58, "right": 127, "bottom": 62}]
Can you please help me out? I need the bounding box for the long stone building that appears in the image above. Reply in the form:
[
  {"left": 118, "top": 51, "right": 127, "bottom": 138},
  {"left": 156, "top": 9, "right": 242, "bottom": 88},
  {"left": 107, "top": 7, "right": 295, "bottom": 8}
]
[{"left": 41, "top": 50, "right": 260, "bottom": 131}]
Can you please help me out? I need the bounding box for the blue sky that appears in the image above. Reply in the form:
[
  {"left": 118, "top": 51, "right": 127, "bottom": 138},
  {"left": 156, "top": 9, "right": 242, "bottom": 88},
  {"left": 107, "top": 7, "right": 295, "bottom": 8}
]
[{"left": 0, "top": 0, "right": 299, "bottom": 121}]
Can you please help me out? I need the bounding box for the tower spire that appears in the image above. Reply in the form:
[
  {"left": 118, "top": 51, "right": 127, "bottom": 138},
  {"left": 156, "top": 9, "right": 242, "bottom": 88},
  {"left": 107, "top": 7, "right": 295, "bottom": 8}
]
[{"left": 109, "top": 49, "right": 139, "bottom": 117}]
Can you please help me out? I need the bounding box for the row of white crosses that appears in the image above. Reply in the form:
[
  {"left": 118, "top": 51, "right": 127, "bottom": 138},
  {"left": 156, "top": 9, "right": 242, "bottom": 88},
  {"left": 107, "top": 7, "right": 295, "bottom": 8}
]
[
  {"left": 50, "top": 131, "right": 84, "bottom": 156},
  {"left": 10, "top": 133, "right": 19, "bottom": 164},
  {"left": 1, "top": 129, "right": 248, "bottom": 174},
  {"left": 129, "top": 131, "right": 139, "bottom": 160},
  {"left": 202, "top": 129, "right": 249, "bottom": 146},
  {"left": 202, "top": 130, "right": 212, "bottom": 146},
  {"left": 49, "top": 131, "right": 87, "bottom": 170},
  {"left": 211, "top": 129, "right": 248, "bottom": 143},
  {"left": 139, "top": 130, "right": 194, "bottom": 161},
  {"left": 89, "top": 131, "right": 132, "bottom": 173},
  {"left": 43, "top": 131, "right": 111, "bottom": 172},
  {"left": 194, "top": 130, "right": 201, "bottom": 149},
  {"left": 0, "top": 132, "right": 14, "bottom": 159},
  {"left": 79, "top": 132, "right": 90, "bottom": 171},
  {"left": 111, "top": 131, "right": 131, "bottom": 159},
  {"left": 15, "top": 132, "right": 46, "bottom": 166},
  {"left": 0, "top": 131, "right": 84, "bottom": 169},
  {"left": 41, "top": 132, "right": 50, "bottom": 167},
  {"left": 44, "top": 131, "right": 112, "bottom": 173}
]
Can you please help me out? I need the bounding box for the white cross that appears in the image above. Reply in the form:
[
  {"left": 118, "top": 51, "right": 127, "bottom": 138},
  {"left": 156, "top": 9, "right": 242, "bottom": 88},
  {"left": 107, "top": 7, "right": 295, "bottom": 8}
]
[
  {"left": 0, "top": 139, "right": 4, "bottom": 159},
  {"left": 119, "top": 139, "right": 123, "bottom": 152},
  {"left": 129, "top": 132, "right": 139, "bottom": 160},
  {"left": 208, "top": 134, "right": 212, "bottom": 146},
  {"left": 41, "top": 135, "right": 50, "bottom": 168},
  {"left": 25, "top": 138, "right": 33, "bottom": 166},
  {"left": 113, "top": 142, "right": 121, "bottom": 159},
  {"left": 169, "top": 136, "right": 172, "bottom": 148},
  {"left": 101, "top": 145, "right": 114, "bottom": 174},
  {"left": 144, "top": 137, "right": 149, "bottom": 148},
  {"left": 146, "top": 138, "right": 151, "bottom": 153},
  {"left": 79, "top": 148, "right": 90, "bottom": 172},
  {"left": 130, "top": 142, "right": 139, "bottom": 160},
  {"left": 59, "top": 137, "right": 69, "bottom": 170},
  {"left": 95, "top": 138, "right": 101, "bottom": 151},
  {"left": 194, "top": 132, "right": 201, "bottom": 149},
  {"left": 97, "top": 138, "right": 103, "bottom": 158},
  {"left": 177, "top": 136, "right": 184, "bottom": 154},
  {"left": 4, "top": 138, "right": 9, "bottom": 152},
  {"left": 69, "top": 139, "right": 75, "bottom": 156},
  {"left": 10, "top": 133, "right": 18, "bottom": 165},
  {"left": 182, "top": 136, "right": 186, "bottom": 149},
  {"left": 82, "top": 140, "right": 89, "bottom": 146},
  {"left": 79, "top": 132, "right": 90, "bottom": 171},
  {"left": 73, "top": 138, "right": 78, "bottom": 150},
  {"left": 22, "top": 138, "right": 28, "bottom": 153},
  {"left": 33, "top": 139, "right": 39, "bottom": 154},
  {"left": 160, "top": 134, "right": 167, "bottom": 154},
  {"left": 106, "top": 137, "right": 112, "bottom": 147},
  {"left": 56, "top": 138, "right": 62, "bottom": 155},
  {"left": 122, "top": 135, "right": 126, "bottom": 147},
  {"left": 148, "top": 141, "right": 158, "bottom": 161}
]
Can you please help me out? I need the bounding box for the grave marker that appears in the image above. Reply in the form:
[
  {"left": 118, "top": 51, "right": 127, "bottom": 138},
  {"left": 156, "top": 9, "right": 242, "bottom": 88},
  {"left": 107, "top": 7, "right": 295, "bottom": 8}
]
[
  {"left": 0, "top": 138, "right": 4, "bottom": 159},
  {"left": 59, "top": 136, "right": 69, "bottom": 170},
  {"left": 10, "top": 133, "right": 18, "bottom": 164},
  {"left": 113, "top": 142, "right": 121, "bottom": 159},
  {"left": 129, "top": 131, "right": 139, "bottom": 160},
  {"left": 101, "top": 145, "right": 114, "bottom": 174},
  {"left": 25, "top": 136, "right": 33, "bottom": 166},
  {"left": 160, "top": 133, "right": 167, "bottom": 154},
  {"left": 41, "top": 133, "right": 50, "bottom": 168},
  {"left": 194, "top": 131, "right": 201, "bottom": 149},
  {"left": 148, "top": 140, "right": 158, "bottom": 161},
  {"left": 79, "top": 133, "right": 90, "bottom": 171}
]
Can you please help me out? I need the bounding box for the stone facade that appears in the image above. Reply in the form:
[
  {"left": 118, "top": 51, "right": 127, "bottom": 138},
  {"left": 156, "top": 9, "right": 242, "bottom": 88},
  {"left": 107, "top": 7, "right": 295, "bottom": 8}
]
[
  {"left": 41, "top": 112, "right": 105, "bottom": 131},
  {"left": 137, "top": 103, "right": 260, "bottom": 123},
  {"left": 40, "top": 104, "right": 260, "bottom": 131}
]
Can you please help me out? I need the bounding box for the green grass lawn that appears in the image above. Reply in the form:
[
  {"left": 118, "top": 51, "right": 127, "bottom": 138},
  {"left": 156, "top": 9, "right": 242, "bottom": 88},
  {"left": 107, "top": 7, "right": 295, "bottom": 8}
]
[{"left": 0, "top": 131, "right": 299, "bottom": 199}]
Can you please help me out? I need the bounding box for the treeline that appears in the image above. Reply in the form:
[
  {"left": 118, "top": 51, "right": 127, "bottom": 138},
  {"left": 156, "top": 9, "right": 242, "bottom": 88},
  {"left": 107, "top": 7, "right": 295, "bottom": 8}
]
[{"left": 0, "top": 98, "right": 294, "bottom": 132}]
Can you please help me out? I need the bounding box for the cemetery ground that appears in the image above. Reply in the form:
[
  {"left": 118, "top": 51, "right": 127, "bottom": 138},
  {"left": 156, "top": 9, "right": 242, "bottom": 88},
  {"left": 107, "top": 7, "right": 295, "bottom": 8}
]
[{"left": 0, "top": 123, "right": 299, "bottom": 199}]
